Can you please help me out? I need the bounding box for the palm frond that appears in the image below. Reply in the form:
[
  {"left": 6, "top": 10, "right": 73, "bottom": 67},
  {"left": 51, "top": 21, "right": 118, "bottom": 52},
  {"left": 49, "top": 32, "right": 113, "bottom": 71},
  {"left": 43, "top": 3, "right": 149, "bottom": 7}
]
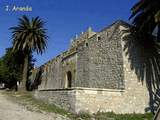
[{"left": 10, "top": 15, "right": 48, "bottom": 54}]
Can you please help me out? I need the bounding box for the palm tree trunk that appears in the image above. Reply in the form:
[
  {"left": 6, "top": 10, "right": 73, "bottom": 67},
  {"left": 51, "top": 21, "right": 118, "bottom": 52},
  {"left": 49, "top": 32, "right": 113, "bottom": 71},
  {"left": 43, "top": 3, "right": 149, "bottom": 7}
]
[{"left": 20, "top": 54, "right": 29, "bottom": 91}]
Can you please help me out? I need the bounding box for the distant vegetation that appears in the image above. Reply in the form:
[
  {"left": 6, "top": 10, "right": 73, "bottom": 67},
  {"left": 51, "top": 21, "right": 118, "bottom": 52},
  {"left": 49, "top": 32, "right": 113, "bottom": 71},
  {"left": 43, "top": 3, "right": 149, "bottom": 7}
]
[{"left": 0, "top": 47, "right": 34, "bottom": 90}]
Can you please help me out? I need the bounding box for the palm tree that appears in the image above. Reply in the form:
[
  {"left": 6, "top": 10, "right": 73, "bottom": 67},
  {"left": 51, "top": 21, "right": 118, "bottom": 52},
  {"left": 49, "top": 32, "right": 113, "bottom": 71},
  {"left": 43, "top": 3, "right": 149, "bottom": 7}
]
[
  {"left": 129, "top": 0, "right": 160, "bottom": 38},
  {"left": 130, "top": 1, "right": 160, "bottom": 119},
  {"left": 10, "top": 15, "right": 48, "bottom": 90}
]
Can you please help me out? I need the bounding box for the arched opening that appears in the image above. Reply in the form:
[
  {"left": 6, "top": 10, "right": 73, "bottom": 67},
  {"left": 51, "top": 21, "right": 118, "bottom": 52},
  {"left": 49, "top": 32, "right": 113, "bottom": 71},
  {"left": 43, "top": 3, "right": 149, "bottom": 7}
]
[{"left": 66, "top": 71, "right": 72, "bottom": 88}]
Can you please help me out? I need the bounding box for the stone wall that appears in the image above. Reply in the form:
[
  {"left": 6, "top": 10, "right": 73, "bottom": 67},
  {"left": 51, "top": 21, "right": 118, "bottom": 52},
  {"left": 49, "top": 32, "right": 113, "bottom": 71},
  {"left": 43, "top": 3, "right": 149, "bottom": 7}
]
[
  {"left": 76, "top": 42, "right": 90, "bottom": 87},
  {"left": 119, "top": 25, "right": 150, "bottom": 113},
  {"left": 76, "top": 21, "right": 124, "bottom": 89},
  {"left": 34, "top": 84, "right": 149, "bottom": 114},
  {"left": 34, "top": 89, "right": 76, "bottom": 112},
  {"left": 62, "top": 53, "right": 77, "bottom": 88},
  {"left": 34, "top": 20, "right": 150, "bottom": 114},
  {"left": 75, "top": 86, "right": 149, "bottom": 114},
  {"left": 75, "top": 88, "right": 124, "bottom": 113},
  {"left": 37, "top": 26, "right": 96, "bottom": 90},
  {"left": 38, "top": 55, "right": 63, "bottom": 90},
  {"left": 73, "top": 23, "right": 149, "bottom": 114},
  {"left": 37, "top": 21, "right": 126, "bottom": 90},
  {"left": 34, "top": 88, "right": 124, "bottom": 113}
]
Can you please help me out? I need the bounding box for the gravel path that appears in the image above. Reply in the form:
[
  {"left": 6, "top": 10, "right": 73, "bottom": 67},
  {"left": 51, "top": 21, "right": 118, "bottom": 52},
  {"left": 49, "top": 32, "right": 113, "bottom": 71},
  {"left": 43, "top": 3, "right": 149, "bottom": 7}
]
[{"left": 0, "top": 91, "right": 69, "bottom": 120}]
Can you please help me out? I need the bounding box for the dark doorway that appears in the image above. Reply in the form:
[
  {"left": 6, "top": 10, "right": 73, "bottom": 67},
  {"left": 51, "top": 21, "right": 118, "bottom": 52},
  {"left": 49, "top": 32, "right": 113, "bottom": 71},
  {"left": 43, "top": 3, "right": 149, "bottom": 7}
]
[{"left": 67, "top": 71, "right": 72, "bottom": 88}]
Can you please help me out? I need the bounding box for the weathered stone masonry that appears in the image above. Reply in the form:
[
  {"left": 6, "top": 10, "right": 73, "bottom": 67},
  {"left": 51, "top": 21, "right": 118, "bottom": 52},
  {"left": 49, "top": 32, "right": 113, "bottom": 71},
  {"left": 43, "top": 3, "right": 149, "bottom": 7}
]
[{"left": 34, "top": 20, "right": 150, "bottom": 114}]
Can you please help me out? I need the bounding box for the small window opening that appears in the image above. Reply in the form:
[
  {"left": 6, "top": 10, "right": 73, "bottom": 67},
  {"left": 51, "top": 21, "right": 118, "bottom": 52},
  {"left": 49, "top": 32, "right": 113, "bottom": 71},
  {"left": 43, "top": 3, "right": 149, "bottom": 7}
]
[
  {"left": 86, "top": 43, "right": 88, "bottom": 47},
  {"left": 66, "top": 71, "right": 72, "bottom": 88},
  {"left": 98, "top": 36, "right": 101, "bottom": 41}
]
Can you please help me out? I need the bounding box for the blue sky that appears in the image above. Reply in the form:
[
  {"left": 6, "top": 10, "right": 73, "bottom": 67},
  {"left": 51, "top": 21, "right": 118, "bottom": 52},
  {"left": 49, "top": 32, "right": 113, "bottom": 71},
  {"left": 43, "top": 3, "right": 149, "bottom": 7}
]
[{"left": 0, "top": 0, "right": 137, "bottom": 66}]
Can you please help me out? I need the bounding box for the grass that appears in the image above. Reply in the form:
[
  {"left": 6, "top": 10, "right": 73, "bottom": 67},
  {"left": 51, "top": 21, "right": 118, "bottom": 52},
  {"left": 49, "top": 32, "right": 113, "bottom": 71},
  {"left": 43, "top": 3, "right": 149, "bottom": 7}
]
[
  {"left": 2, "top": 90, "right": 154, "bottom": 120},
  {"left": 94, "top": 112, "right": 153, "bottom": 120}
]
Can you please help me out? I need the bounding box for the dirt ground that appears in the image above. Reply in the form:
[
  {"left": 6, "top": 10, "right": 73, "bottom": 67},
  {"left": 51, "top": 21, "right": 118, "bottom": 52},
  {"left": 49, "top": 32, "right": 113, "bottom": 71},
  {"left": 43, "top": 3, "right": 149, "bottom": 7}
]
[{"left": 0, "top": 91, "right": 69, "bottom": 120}]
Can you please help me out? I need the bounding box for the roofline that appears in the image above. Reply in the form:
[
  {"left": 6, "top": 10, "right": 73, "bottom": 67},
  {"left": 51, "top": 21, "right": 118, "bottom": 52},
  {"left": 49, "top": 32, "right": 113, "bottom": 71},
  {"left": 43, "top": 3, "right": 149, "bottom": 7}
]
[{"left": 100, "top": 20, "right": 131, "bottom": 32}]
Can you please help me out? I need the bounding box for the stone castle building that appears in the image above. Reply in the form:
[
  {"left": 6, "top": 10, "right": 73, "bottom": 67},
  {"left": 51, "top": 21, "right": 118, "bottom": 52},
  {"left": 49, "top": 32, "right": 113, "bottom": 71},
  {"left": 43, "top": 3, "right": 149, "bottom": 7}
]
[{"left": 34, "top": 20, "right": 151, "bottom": 114}]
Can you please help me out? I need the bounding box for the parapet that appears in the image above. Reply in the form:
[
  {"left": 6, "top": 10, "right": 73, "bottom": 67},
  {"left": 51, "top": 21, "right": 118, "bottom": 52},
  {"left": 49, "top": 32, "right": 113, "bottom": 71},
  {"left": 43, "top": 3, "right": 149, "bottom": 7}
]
[{"left": 70, "top": 27, "right": 96, "bottom": 48}]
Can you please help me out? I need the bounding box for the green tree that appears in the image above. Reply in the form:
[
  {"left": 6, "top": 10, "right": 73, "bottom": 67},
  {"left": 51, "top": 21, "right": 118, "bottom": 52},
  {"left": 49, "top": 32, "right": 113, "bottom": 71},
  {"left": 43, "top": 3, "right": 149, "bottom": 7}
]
[
  {"left": 0, "top": 57, "right": 9, "bottom": 83},
  {"left": 10, "top": 15, "right": 48, "bottom": 90},
  {"left": 0, "top": 48, "right": 35, "bottom": 90}
]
